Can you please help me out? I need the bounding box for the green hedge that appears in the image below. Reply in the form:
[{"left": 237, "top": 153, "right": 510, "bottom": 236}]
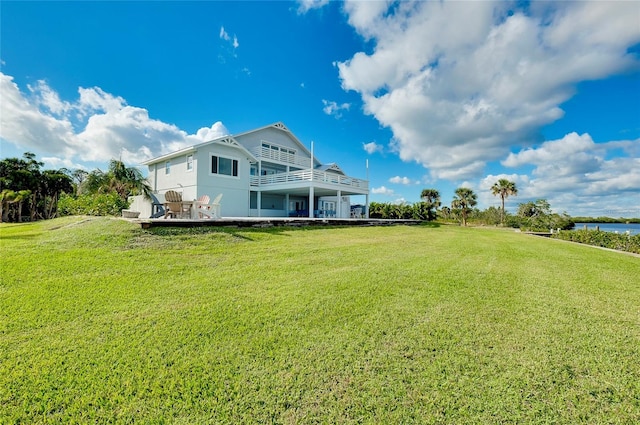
[
  {"left": 58, "top": 193, "right": 129, "bottom": 217},
  {"left": 553, "top": 229, "right": 640, "bottom": 254}
]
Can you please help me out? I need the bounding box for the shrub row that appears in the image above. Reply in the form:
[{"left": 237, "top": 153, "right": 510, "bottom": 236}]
[
  {"left": 58, "top": 193, "right": 129, "bottom": 217},
  {"left": 553, "top": 229, "right": 640, "bottom": 254}
]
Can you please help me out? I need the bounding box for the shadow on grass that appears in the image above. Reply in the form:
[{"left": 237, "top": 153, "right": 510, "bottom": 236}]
[
  {"left": 0, "top": 233, "right": 40, "bottom": 241},
  {"left": 144, "top": 220, "right": 442, "bottom": 241}
]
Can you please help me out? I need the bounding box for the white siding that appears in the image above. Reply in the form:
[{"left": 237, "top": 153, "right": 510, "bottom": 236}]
[
  {"left": 194, "top": 143, "right": 251, "bottom": 217},
  {"left": 236, "top": 128, "right": 310, "bottom": 160},
  {"left": 149, "top": 153, "right": 198, "bottom": 200}
]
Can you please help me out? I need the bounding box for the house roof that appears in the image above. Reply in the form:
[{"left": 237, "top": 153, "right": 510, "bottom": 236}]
[
  {"left": 142, "top": 121, "right": 322, "bottom": 167},
  {"left": 317, "top": 163, "right": 345, "bottom": 175},
  {"left": 141, "top": 134, "right": 258, "bottom": 165},
  {"left": 233, "top": 121, "right": 319, "bottom": 165}
]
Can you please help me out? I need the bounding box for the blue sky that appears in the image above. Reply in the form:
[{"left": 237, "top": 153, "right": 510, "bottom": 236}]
[{"left": 1, "top": 1, "right": 639, "bottom": 217}]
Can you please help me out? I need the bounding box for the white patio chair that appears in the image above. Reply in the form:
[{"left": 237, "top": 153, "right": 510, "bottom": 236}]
[{"left": 198, "top": 194, "right": 222, "bottom": 219}]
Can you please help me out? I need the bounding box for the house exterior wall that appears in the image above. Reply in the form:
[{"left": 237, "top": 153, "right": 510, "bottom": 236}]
[
  {"left": 319, "top": 195, "right": 351, "bottom": 218},
  {"left": 146, "top": 143, "right": 252, "bottom": 217},
  {"left": 236, "top": 127, "right": 310, "bottom": 159},
  {"left": 148, "top": 152, "right": 197, "bottom": 199},
  {"left": 195, "top": 143, "right": 252, "bottom": 217}
]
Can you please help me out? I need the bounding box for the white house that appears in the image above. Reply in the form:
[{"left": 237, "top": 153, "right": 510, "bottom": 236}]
[{"left": 134, "top": 122, "right": 369, "bottom": 219}]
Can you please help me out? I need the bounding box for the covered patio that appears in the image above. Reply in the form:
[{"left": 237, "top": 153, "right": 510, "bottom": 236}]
[{"left": 249, "top": 170, "right": 369, "bottom": 219}]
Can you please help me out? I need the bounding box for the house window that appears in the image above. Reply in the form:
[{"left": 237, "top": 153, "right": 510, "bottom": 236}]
[
  {"left": 261, "top": 141, "right": 296, "bottom": 156},
  {"left": 211, "top": 155, "right": 238, "bottom": 177},
  {"left": 186, "top": 154, "right": 193, "bottom": 171},
  {"left": 165, "top": 161, "right": 171, "bottom": 174}
]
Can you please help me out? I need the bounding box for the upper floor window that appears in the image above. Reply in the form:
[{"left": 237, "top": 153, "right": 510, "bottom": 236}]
[
  {"left": 211, "top": 155, "right": 238, "bottom": 177},
  {"left": 186, "top": 154, "right": 193, "bottom": 171},
  {"left": 261, "top": 141, "right": 296, "bottom": 156},
  {"left": 165, "top": 161, "right": 171, "bottom": 174}
]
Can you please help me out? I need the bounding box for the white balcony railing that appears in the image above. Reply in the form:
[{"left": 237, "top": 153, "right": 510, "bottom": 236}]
[
  {"left": 250, "top": 170, "right": 368, "bottom": 190},
  {"left": 250, "top": 146, "right": 311, "bottom": 168}
]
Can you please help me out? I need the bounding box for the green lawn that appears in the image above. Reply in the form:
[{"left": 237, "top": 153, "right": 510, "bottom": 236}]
[{"left": 1, "top": 217, "right": 639, "bottom": 424}]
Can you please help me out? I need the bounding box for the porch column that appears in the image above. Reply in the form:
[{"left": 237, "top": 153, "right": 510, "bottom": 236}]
[
  {"left": 308, "top": 186, "right": 314, "bottom": 218},
  {"left": 365, "top": 193, "right": 369, "bottom": 218},
  {"left": 337, "top": 190, "right": 342, "bottom": 218},
  {"left": 285, "top": 194, "right": 289, "bottom": 216},
  {"left": 257, "top": 191, "right": 262, "bottom": 217}
]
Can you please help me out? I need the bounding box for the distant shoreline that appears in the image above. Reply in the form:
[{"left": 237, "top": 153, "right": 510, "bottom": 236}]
[
  {"left": 574, "top": 222, "right": 640, "bottom": 236},
  {"left": 571, "top": 217, "right": 640, "bottom": 224}
]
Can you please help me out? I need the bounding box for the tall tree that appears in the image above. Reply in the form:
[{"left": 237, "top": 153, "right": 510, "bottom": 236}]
[
  {"left": 451, "top": 187, "right": 477, "bottom": 226},
  {"left": 42, "top": 170, "right": 74, "bottom": 219},
  {"left": 71, "top": 169, "right": 89, "bottom": 196},
  {"left": 0, "top": 153, "right": 43, "bottom": 221},
  {"left": 420, "top": 188, "right": 441, "bottom": 221},
  {"left": 1, "top": 153, "right": 75, "bottom": 221},
  {"left": 491, "top": 179, "right": 518, "bottom": 225}
]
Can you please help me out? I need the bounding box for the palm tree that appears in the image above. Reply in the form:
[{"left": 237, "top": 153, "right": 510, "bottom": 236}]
[
  {"left": 439, "top": 206, "right": 451, "bottom": 220},
  {"left": 491, "top": 179, "right": 518, "bottom": 225},
  {"left": 85, "top": 160, "right": 151, "bottom": 201},
  {"left": 13, "top": 190, "right": 32, "bottom": 222},
  {"left": 451, "top": 187, "right": 477, "bottom": 226},
  {"left": 0, "top": 189, "right": 17, "bottom": 223},
  {"left": 420, "top": 188, "right": 441, "bottom": 221}
]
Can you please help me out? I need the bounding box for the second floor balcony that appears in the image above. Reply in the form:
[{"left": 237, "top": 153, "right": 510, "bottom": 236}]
[
  {"left": 250, "top": 169, "right": 368, "bottom": 192},
  {"left": 250, "top": 145, "right": 312, "bottom": 168}
]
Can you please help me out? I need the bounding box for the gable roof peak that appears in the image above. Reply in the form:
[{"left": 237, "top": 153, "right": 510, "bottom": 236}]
[{"left": 272, "top": 122, "right": 290, "bottom": 132}]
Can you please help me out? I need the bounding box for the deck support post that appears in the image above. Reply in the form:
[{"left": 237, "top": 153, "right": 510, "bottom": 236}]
[
  {"left": 309, "top": 186, "right": 314, "bottom": 218},
  {"left": 285, "top": 194, "right": 289, "bottom": 216},
  {"left": 257, "top": 191, "right": 262, "bottom": 217}
]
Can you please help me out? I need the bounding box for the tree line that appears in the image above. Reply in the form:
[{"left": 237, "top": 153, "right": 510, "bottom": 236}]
[
  {"left": 370, "top": 180, "right": 574, "bottom": 231},
  {"left": 0, "top": 153, "right": 73, "bottom": 222},
  {"left": 0, "top": 152, "right": 150, "bottom": 223}
]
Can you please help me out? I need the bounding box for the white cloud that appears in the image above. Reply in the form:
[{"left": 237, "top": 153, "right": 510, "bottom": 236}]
[
  {"left": 363, "top": 141, "right": 382, "bottom": 154},
  {"left": 492, "top": 132, "right": 640, "bottom": 215},
  {"left": 0, "top": 72, "right": 228, "bottom": 168},
  {"left": 296, "top": 0, "right": 330, "bottom": 14},
  {"left": 41, "top": 156, "right": 89, "bottom": 171},
  {"left": 1, "top": 73, "right": 77, "bottom": 159},
  {"left": 28, "top": 79, "right": 71, "bottom": 116},
  {"left": 322, "top": 99, "right": 351, "bottom": 119},
  {"left": 194, "top": 122, "right": 230, "bottom": 142},
  {"left": 392, "top": 197, "right": 407, "bottom": 205},
  {"left": 219, "top": 25, "right": 239, "bottom": 58},
  {"left": 219, "top": 26, "right": 230, "bottom": 41},
  {"left": 371, "top": 185, "right": 395, "bottom": 196},
  {"left": 389, "top": 176, "right": 416, "bottom": 185},
  {"left": 338, "top": 1, "right": 640, "bottom": 181}
]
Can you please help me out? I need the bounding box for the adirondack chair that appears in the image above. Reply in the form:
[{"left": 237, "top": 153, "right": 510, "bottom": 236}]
[
  {"left": 149, "top": 193, "right": 166, "bottom": 219},
  {"left": 163, "top": 190, "right": 189, "bottom": 219},
  {"left": 210, "top": 193, "right": 222, "bottom": 219},
  {"left": 196, "top": 195, "right": 210, "bottom": 219},
  {"left": 199, "top": 193, "right": 222, "bottom": 219}
]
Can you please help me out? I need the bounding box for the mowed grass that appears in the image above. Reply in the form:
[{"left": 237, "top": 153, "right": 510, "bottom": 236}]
[{"left": 1, "top": 217, "right": 639, "bottom": 424}]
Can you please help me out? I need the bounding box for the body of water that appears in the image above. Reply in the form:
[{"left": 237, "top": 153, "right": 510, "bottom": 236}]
[{"left": 574, "top": 222, "right": 640, "bottom": 236}]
